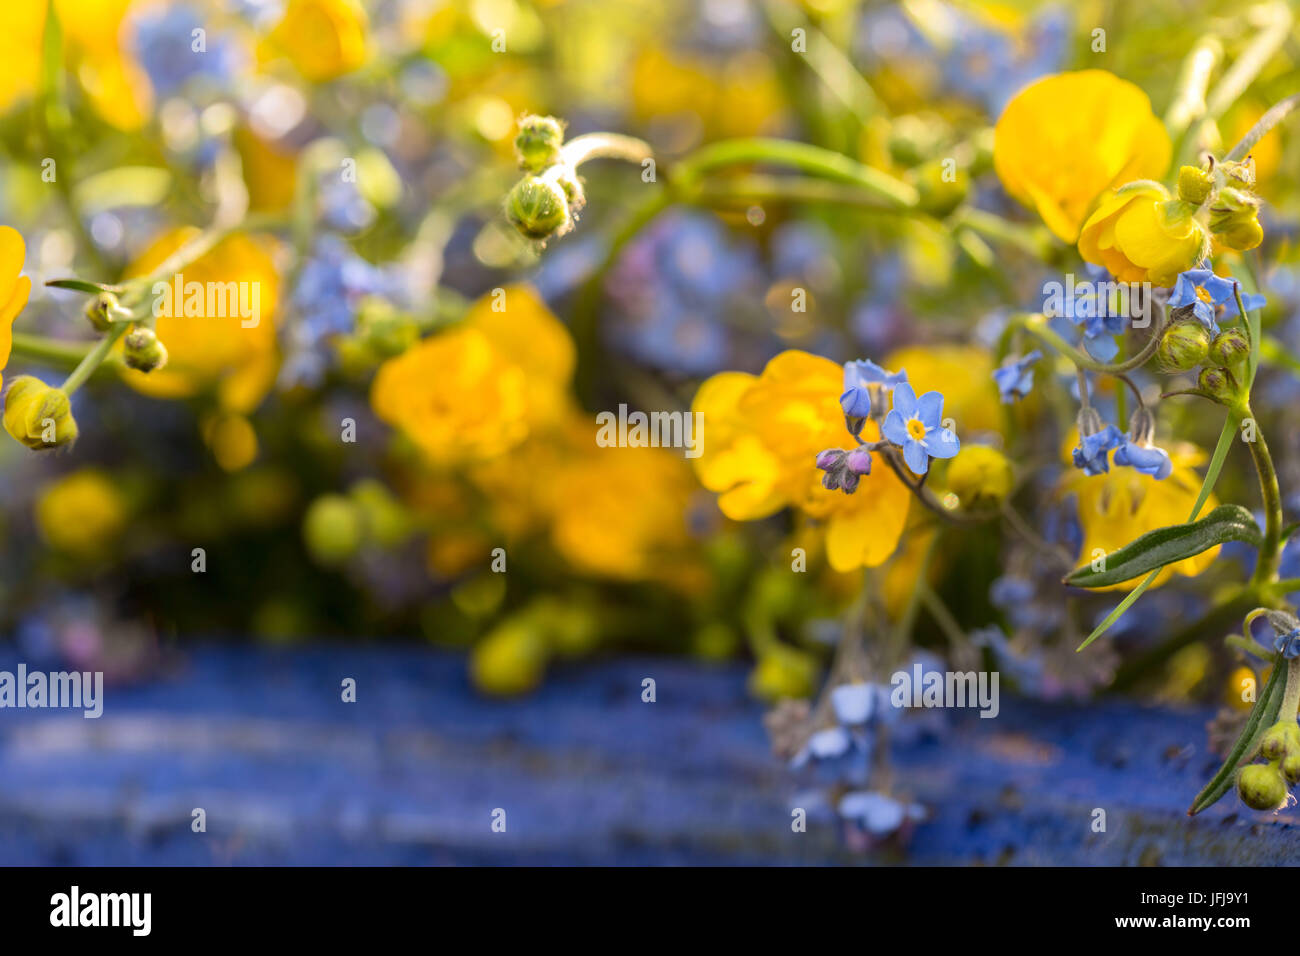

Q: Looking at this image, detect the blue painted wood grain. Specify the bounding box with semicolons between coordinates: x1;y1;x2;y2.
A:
1;645;1298;864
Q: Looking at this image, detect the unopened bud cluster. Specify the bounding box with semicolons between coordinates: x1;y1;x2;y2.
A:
504;114;585;244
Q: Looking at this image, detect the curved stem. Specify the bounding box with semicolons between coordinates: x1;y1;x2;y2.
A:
672;137;918;209
1226;90;1300;162
561;133;654;168
1019;312;1163;374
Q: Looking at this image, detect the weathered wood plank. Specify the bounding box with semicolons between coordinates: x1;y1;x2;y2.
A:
1;647;1298;864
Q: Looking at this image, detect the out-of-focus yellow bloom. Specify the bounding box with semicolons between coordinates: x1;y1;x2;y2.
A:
202;411;259;472
1078;181;1209;287
376;326;528;462
0;226;33;394
1227;664;1264;712
994;70;1170;243
35;468;127;557
262;0;368;83
692;351;911;572
0;0;151;130
748;643;819;702
884;345;1001;434
234;127;298;212
630;47;785;139
549;438;700;586
470;617;548;696
371;285;574;465
121;229;282;412
1059;437;1218;591
946;444;1014;509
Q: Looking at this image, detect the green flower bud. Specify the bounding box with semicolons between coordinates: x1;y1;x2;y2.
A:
470;618;548;696
1208;328;1249;370
356;298;418;358
1261;723;1290;761
1237;762;1288;811
1209;186;1264;252
1176;164;1214;205
513;114;565;172
349;478;412;549
123;326;169;372
505;174;573;242
85;292;131;332
1219;157;1256;189
1198;365;1240;405
913;159;969;217
3;376;78;450
1156;321;1210;372
302;493;363;566
1283;754;1300;786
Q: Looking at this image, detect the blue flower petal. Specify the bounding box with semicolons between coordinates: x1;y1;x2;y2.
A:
927;427;960;459
902;435;930;474
1114;441;1172;480
915;390;944;430
891;381;917;418
881;409;909;446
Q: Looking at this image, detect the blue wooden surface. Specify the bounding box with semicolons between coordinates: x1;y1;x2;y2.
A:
1;645;1299;865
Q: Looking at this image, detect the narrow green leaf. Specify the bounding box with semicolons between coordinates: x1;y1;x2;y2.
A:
1188;660;1285;815
1077;413;1237;651
45;278;113;294
1065;504;1261;589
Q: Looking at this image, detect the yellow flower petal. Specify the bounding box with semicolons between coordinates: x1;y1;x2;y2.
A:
995;70;1170;243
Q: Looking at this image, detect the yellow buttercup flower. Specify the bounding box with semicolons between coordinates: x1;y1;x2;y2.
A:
374;326;530;463
0;0;151;130
1077;181;1209;287
692;351;911;572
994;70;1170;243
262;0;368;83
0;225;33;394
946;445;1014;509
371;285;574;465
121;230;282;412
1059;437;1218;591
35;469;127;558
548;434;701;587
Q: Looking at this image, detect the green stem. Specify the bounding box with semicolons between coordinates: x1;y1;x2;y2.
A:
949;208;1053;260
1018;312;1163;374
1281;658;1300;723
561;133;654;168
1243;402;1283;586
672;137;918;209
1226;90;1300;163
59;323;127;395
919;585;966;647
8;332;96;369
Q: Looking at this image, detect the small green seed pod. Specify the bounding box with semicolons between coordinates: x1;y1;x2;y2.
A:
1238;763;1288;811
1197;365;1240;405
1260;723;1290;761
1156;321;1209;372
123;326;169;373
513;114;565;172
1282;755;1300;786
1208;328;1250;370
505;175;572;241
